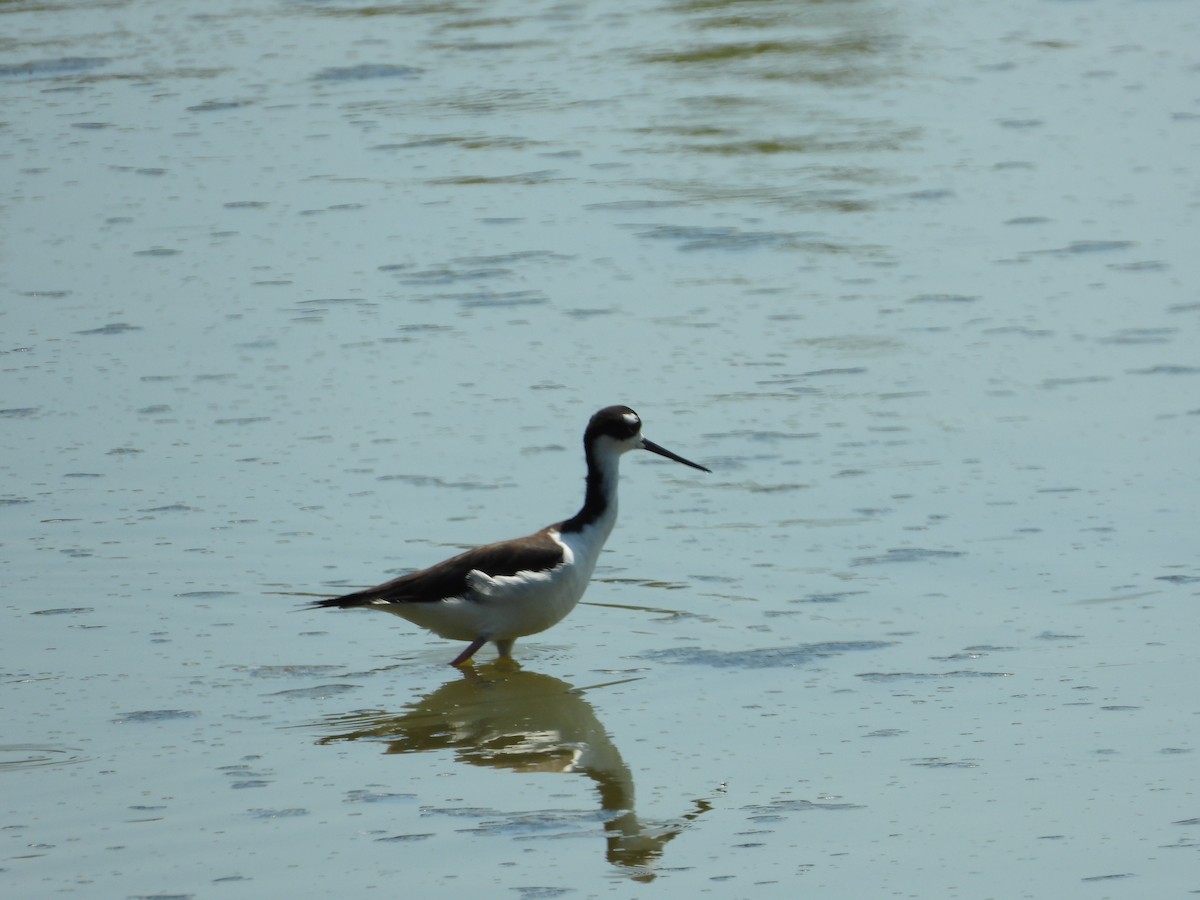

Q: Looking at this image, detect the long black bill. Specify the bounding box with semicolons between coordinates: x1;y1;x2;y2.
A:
641;438;711;473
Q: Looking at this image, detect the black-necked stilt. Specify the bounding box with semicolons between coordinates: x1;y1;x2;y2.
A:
310;406;710;666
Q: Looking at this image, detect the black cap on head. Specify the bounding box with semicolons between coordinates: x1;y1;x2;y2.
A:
586;405;642;442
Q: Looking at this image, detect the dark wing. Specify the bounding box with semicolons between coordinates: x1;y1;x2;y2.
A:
310;530;565;610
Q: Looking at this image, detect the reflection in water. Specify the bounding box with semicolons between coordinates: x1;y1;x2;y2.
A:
629;0;910;218
647;0;900;87
315;667;711;880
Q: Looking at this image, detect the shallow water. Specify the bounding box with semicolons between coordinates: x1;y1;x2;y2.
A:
3;0;1199;896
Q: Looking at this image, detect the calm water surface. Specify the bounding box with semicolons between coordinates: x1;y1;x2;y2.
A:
3;0;1199;896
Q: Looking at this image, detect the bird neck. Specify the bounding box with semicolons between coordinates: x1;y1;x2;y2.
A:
561;444;620;534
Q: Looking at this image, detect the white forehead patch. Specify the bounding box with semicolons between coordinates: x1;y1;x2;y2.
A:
623;412;640;429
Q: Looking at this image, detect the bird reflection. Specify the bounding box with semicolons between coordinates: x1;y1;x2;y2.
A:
315;666;711;879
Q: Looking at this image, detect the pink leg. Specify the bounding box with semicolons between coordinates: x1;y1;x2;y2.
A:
450;636;487;667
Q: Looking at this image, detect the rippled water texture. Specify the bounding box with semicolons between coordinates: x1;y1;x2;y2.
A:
3;0;1199;896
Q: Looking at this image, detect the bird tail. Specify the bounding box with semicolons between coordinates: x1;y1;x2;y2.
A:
308;587;380;610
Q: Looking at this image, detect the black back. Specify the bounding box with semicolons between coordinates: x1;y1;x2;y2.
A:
313;530;565;609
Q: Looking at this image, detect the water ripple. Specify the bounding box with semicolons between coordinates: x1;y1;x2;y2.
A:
641;641;895;668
